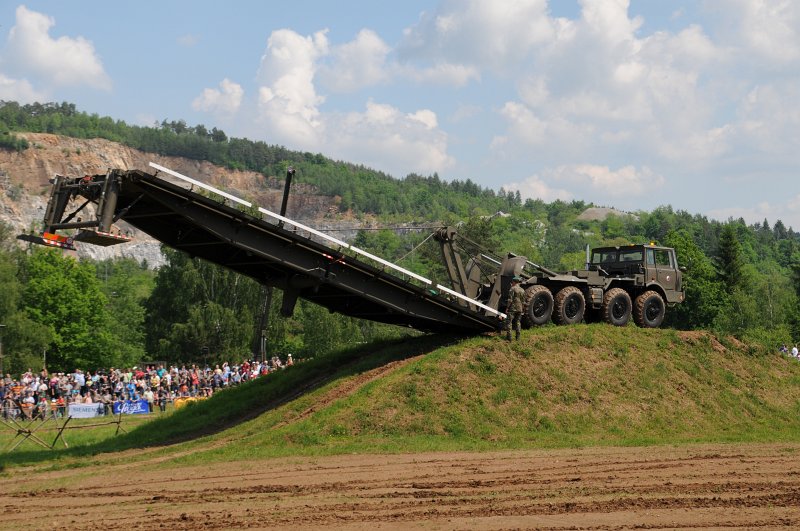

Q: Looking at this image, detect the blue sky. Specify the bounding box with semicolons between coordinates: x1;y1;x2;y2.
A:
1;1;799;229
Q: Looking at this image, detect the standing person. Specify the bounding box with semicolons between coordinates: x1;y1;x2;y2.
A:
157;386;168;413
143;387;155;413
504;276;525;341
792;345;799;358
73;369;86;397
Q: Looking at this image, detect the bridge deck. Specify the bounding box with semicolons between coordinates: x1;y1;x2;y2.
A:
63;167;502;334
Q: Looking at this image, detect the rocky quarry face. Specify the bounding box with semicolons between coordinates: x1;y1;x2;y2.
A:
0;133;365;268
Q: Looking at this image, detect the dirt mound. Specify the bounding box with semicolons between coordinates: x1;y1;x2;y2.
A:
678;330;728;352
577;206;638;221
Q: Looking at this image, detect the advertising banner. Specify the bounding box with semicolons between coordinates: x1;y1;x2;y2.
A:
68;402;105;418
112;399;150;415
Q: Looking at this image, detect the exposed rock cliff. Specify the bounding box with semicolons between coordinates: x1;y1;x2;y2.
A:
0;133;354;267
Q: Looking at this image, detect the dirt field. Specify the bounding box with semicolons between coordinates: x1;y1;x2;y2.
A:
1;443;799;529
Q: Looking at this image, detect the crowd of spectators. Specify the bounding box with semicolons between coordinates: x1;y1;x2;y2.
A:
0;354;295;420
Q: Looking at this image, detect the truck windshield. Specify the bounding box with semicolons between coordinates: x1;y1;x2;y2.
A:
591;251;617;264
619;250;643;262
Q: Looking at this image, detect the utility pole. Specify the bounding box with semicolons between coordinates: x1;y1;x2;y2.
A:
280;167;295;218
253;285;273;363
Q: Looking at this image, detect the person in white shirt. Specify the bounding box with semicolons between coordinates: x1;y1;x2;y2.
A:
792;346;798;358
144;388;155;412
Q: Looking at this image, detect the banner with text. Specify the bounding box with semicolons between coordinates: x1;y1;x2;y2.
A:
68;403;105;418
112;399;150;415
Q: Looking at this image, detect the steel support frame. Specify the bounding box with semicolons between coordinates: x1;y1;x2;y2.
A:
94;172;499;334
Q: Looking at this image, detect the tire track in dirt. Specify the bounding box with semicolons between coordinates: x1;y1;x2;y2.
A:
2;444;799;530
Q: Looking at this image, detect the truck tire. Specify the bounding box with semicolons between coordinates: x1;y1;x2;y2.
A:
523;285;554;327
602;287;632;326
553;286;585;325
634;290;665;328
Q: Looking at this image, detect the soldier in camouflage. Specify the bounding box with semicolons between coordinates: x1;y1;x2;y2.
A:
504;276;525;341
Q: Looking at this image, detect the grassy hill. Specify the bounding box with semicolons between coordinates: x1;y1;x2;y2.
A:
3;325;799;471
203;326;800;458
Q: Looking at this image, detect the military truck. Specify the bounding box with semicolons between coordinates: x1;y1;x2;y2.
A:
434;227;685;328
521;244;685;328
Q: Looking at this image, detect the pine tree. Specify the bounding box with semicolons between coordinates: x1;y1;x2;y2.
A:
716;223;746;292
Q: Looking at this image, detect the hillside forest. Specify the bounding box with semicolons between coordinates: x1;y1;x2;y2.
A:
1;101;800;374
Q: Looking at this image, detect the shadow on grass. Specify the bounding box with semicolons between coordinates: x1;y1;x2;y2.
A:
0;333;463;468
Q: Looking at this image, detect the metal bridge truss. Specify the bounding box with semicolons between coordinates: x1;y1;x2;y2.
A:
24;163;504;335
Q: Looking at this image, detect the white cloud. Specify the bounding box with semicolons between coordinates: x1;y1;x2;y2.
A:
475;0;736;173
318;29;390;92
730;83;800;156
408;109;438;129
317;27;479;92
579;0;643;43
707;0;800;66
192;79;244;115
518;76;550;108
0;74;46;103
494;101;548;146
326;100;454;175
250;29;453;176
416;2;727;167
503;175;572;203
398;0;557;71
556;164;664;197
504;163;664;209
256;29;328;147
404;63;480;86
4;5;111;90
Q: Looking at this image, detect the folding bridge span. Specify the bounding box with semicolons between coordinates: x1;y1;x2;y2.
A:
26;163;505;334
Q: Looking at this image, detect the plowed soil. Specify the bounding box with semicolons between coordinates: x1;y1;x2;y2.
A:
2;443;798;529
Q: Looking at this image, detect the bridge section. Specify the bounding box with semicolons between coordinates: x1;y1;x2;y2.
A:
26;164;504;335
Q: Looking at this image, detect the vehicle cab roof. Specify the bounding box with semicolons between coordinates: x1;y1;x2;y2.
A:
591;243;672;252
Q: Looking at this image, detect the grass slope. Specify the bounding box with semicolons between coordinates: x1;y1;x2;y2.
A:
3;326;800;469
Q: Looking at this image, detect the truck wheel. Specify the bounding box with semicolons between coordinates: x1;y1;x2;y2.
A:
602;288;631;326
553;286;585;325
523;285;553;327
634;290;665;328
